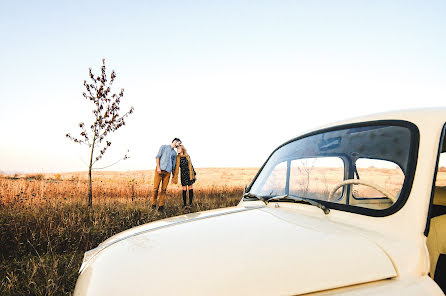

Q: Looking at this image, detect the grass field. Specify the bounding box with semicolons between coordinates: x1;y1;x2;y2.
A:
0;168;258;295
2;166;444;295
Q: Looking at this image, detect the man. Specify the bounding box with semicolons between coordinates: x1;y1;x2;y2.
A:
152;138;181;211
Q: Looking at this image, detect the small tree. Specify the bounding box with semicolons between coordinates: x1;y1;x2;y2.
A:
66;59;134;207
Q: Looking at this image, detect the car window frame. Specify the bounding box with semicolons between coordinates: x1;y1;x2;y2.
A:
247;120;420;217
425;123;446;236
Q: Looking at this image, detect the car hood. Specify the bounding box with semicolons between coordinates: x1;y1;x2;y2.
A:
75;206;397;296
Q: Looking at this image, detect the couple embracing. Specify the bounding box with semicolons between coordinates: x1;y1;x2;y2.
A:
151;138;197;212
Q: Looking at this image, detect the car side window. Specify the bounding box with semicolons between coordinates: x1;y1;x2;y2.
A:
436;153;446;187
430;151;446;218
427;128;446;291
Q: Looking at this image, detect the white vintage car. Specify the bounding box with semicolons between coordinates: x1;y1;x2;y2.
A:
74;109;446;295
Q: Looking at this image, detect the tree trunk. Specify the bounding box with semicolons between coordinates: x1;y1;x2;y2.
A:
88;165;93;207
88;135;96;207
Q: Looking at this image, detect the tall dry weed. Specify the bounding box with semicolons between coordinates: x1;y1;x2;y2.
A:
0;177;244;295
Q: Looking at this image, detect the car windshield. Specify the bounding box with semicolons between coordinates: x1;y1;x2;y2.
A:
249;122;418;215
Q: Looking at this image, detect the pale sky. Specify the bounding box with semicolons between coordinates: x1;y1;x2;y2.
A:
1;1;445;173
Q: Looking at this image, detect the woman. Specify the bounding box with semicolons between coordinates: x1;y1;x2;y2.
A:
172;145;197;207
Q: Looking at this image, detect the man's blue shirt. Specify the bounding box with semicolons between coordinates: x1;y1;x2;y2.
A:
156;145;177;173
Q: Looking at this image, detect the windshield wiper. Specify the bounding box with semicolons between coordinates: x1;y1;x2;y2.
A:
243;192;267;204
267;194;330;215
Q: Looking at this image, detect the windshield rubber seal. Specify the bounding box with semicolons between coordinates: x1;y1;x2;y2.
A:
246;119;420;218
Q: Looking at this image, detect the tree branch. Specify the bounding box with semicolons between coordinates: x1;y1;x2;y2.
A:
93;153;130;170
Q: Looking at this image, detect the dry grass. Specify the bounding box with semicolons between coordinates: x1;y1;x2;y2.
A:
0;168;257;295
2;165;429;295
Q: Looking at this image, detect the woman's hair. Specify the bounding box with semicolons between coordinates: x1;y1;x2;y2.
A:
178;145;187;155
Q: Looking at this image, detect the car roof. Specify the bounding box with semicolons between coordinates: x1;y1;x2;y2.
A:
299;107;446;137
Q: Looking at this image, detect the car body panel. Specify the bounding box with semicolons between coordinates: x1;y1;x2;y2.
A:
75;206;397;296
78;206;262;273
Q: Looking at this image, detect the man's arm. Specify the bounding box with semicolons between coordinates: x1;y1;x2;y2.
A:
171;152;177;175
155;146;164;173
156;158;161;173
